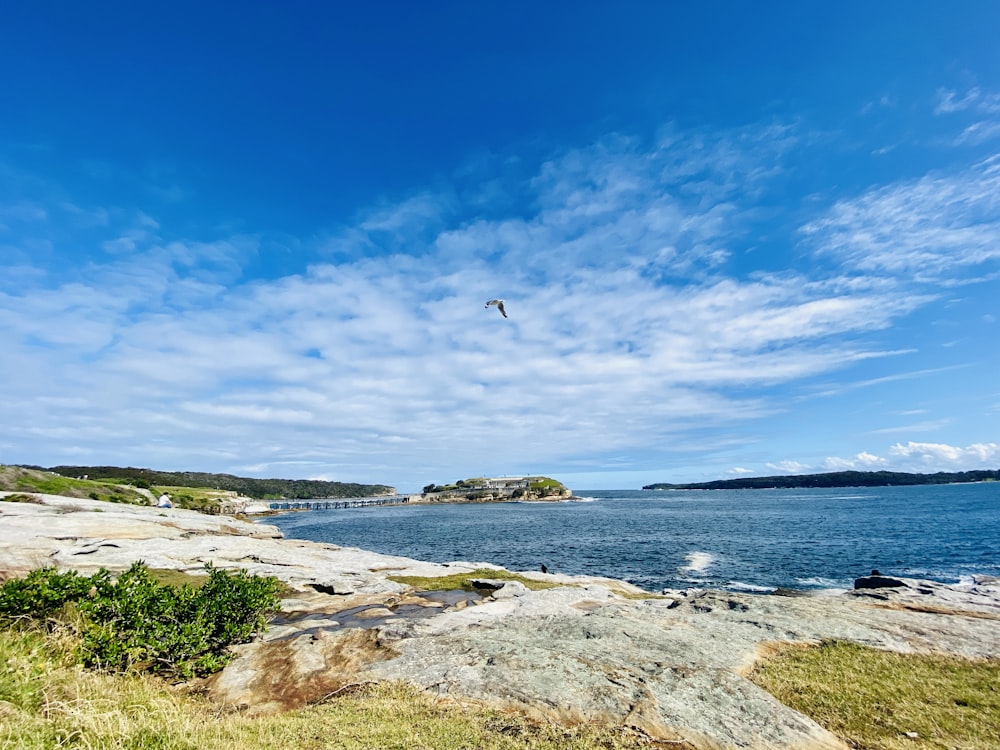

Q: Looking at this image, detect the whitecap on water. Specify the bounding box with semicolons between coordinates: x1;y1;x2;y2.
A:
680;551;714;573
726;581;774;593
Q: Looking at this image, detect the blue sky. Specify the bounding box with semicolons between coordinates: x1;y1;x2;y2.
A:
2;3;999;491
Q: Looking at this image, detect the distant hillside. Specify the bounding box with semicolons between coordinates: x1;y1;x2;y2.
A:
37;465;394;500
643;469;1000;491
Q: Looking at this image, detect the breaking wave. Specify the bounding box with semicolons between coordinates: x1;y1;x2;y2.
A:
680;551;714;573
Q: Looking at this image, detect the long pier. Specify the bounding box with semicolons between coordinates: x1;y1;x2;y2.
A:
266;495;413;511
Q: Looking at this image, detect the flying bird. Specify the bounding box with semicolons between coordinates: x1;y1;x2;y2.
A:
485;299;508;318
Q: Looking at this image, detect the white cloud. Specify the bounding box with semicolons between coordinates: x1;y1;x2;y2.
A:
793;442;1000;476
933;87;1000;147
765;460;810;474
888;441;1000;468
1;114;996;488
822;451;888;470
955;120;1000;146
802;155;1000;280
935;87;1000;115
867;420;953;436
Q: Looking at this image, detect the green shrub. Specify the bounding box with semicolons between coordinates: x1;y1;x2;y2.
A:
0;562;282;680
0;567;106;620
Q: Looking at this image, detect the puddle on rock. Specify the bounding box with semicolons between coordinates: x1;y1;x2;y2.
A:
417;589;483;607
268;589;483;641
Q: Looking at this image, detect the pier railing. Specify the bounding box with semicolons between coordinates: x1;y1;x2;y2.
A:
266;495;412;511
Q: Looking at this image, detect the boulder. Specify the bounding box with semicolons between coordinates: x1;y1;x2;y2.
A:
854;574;908;590
491;580;529;599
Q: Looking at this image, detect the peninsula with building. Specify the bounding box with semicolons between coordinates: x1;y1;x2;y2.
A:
418;475;572;502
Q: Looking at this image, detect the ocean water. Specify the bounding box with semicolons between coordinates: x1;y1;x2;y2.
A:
264;483;1000;593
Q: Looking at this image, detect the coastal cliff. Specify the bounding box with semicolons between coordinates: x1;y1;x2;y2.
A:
2;490;998;750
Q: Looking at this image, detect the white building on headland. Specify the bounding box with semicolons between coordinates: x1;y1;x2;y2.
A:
484;477;530;490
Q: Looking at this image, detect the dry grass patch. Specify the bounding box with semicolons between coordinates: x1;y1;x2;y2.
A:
748;639;1000;750
0;628;657;750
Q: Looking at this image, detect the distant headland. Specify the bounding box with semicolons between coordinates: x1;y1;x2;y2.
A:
419;475;571;502
12;464;394;501
643;469;1000;491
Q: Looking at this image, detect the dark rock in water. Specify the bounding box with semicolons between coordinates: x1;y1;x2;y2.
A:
854;574;908;590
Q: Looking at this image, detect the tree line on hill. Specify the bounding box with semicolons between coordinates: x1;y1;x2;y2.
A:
643;469;1000;491
35;465;394;500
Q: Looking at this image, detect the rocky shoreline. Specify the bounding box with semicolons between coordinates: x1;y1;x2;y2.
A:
2;491;998;750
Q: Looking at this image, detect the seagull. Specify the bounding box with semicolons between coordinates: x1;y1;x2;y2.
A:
485;299;508;318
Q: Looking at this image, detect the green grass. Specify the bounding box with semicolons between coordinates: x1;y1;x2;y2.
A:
0;465;242;513
146;568;211;589
148;484;239;513
388;568;660;599
527;477;565;492
0;628;655;750
0;466;148;505
748;640;1000;750
155;484;232;499
388;568;561;593
0;493;43;504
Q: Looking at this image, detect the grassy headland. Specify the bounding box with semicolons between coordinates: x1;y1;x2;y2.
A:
25;464;395;500
0;465;150;505
0;465;235;512
2;464;396;514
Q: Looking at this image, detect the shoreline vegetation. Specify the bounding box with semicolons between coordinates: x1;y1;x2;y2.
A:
20;464;395;500
643;468;1000;491
1;464;397;515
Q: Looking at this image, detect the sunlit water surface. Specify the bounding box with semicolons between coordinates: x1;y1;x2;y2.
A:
265;484;1000;593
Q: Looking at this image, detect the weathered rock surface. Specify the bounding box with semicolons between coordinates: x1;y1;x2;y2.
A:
0;492;510;595
3;492;999;750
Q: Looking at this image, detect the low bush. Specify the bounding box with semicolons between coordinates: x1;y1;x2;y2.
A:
0;562;282;680
0;567;104;619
